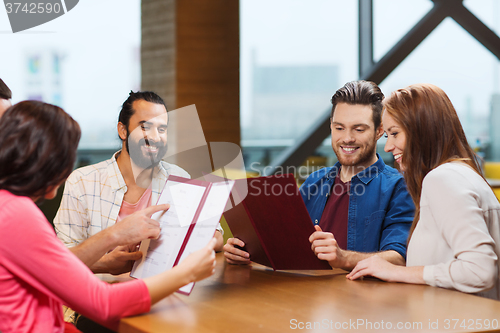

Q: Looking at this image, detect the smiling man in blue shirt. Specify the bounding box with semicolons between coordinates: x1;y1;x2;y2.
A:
305;80;414;270
224;80;414;270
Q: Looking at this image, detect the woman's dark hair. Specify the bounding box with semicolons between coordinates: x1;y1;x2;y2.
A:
0;78;12;100
0;101;81;198
331;80;384;129
384;83;482;239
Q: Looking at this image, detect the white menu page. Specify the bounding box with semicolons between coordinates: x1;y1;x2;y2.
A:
131;178;234;295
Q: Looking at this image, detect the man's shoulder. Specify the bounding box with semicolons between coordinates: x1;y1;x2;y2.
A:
358;155;403;182
356;160;405;191
67;158;114;183
303;166;338;184
368;162;408;193
159;161;191;179
378;163;404;179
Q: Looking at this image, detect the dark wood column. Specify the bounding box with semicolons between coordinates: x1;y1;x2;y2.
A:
141;0;240;145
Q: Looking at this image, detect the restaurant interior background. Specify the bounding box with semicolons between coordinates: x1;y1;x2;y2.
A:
1;0;500;231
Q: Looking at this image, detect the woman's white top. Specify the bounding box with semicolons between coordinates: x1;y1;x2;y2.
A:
407;162;500;300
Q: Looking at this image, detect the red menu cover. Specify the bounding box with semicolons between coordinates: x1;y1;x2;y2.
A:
223;174;331;270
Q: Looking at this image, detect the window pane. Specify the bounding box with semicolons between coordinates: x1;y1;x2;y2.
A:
378;15;499;161
241;0;500;172
0;0;141;151
240;0;357;170
373;0;432;62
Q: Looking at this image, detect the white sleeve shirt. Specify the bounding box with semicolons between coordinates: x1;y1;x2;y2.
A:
407;162;500;300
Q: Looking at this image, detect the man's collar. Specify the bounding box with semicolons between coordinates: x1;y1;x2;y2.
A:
109;151;127;192
157;160;168;178
328;153;385;184
109;150;166;191
356;153;385;184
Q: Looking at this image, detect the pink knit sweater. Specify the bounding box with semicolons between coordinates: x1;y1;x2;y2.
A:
0;190;151;333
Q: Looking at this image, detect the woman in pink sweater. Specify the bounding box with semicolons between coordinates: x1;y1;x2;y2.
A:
0;101;217;332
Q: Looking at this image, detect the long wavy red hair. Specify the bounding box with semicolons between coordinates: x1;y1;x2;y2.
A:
383;83;483;239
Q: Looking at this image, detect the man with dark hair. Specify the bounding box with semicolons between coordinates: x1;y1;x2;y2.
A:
224;81;414;270
0;86;165;266
0;78;12;117
55;91;224;275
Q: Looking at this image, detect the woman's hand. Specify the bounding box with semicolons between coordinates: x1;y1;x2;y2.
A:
346;255;401;282
179;238;217;283
347;255;425;285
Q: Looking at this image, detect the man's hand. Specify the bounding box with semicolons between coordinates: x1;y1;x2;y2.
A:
223;238;251;265
109;204;169;246
309;226;406;271
98;245;143;275
73;204;168;273
214;230;224;252
309;225;347;268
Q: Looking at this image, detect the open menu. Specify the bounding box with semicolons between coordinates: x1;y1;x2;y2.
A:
131;175;234;295
223;174;331;270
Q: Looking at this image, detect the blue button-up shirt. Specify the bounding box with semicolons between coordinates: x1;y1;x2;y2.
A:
300;154;414;259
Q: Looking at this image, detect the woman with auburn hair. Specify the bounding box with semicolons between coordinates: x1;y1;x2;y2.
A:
0;101;217;333
347;83;500;300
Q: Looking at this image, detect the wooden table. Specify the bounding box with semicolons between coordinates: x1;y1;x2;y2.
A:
119;253;500;333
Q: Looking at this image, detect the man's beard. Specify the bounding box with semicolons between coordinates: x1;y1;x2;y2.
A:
332;138;377;168
125;131;168;170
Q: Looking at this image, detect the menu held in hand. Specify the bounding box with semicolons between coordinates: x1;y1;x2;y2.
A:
131;175;234;295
